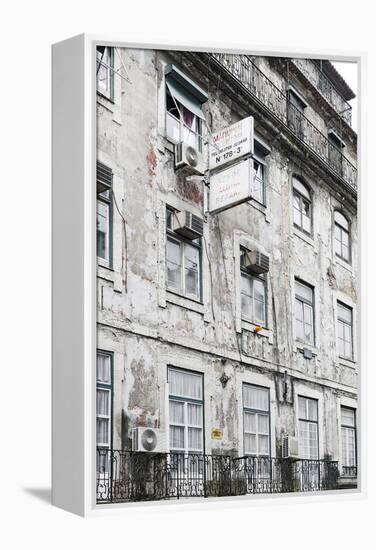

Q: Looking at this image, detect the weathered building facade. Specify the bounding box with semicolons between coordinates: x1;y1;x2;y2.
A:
96;46;358;502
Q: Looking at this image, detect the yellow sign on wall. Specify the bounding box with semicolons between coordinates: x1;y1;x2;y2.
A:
211;428;223;440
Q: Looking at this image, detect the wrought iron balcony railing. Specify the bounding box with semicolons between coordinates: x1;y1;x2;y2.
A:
290;58;352;125
96;449;341;504
209;53;357;193
342;465;357;478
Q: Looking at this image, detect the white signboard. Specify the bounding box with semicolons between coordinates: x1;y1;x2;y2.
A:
209;116;254;170
209;158;254;214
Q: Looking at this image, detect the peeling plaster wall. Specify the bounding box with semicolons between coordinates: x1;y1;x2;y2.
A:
96;49;358;461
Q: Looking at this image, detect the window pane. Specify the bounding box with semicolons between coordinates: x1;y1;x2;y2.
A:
97;354;111;383
258;435;269;455
97;389;110;416
184;244;200;298
188;427;203;450
307;398;318;421
97;418;109;446
341;243;350;261
334;211;349;230
295;281;312;303
166;238;182;290
170;426;184;449
188;403;203;426
293;206;301;227
244;412;256;433
334;235;342;256
97;201;109;260
342;407;355;427
169;369;203;400
258;414;269;434
295;319;304;340
166;112;181;142
169;400;184;424
244;433;257;454
244;385;269;411
302;213;311;233
295;299;304;321
338;303;352;324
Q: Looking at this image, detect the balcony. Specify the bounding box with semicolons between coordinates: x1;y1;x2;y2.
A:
96;449;342;504
290;58;352;126
209;53;357;194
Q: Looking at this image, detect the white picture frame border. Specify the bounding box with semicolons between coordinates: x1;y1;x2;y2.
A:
52;34;366;517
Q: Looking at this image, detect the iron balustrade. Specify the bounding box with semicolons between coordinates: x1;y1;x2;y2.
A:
342;465;357;478
96;449;341;504
290;59;352;125
209;53;357;192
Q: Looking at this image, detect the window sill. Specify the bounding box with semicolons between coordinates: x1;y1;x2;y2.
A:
293;229;315;248
248;199;267;218
97;262;114;282
97;91;115;113
166;290;205;315
294;342;318;356
337;357;357;369
241;319;273;341
334;256;353;274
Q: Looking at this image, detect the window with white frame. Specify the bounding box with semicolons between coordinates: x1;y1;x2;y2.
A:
341;407;357;475
165;65;207;152
243;384;270;456
96;351;112;475
293;178;312;234
298;396;318;459
96;46;114;100
96;163;113;266
334;211;350;263
337;302;353;359
295;279;314;345
168;368;204;454
166;208;201;301
251;139;270;205
241;270;266;327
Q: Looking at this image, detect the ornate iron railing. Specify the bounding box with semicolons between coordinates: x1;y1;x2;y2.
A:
209;53;357;192
96;449;340;504
291;58;352;125
342;465;357;477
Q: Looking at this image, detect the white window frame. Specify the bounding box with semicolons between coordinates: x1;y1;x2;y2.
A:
294;279;315;346
242;383;270;457
96;46;114;100
337;301;353;360
298;395;319;460
166;209;202;302
334;210;351;263
168;367;204;455
240;269;266;326
340;406;357;475
292;178;312;235
96;197;110;265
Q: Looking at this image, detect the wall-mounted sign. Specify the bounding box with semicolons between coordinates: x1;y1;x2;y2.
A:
211;428;223;440
208;158;254;214
209;116;254;171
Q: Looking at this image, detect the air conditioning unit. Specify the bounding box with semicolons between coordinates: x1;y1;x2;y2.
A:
242;250;270;274
173;210;204;240
282;434;299;459
175;142;206;176
132;427;168;453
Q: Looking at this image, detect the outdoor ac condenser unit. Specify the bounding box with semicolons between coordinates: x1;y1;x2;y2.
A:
173;210;204;240
132;427;168;453
282;434;299;459
242;250;270;274
175;141;206;176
